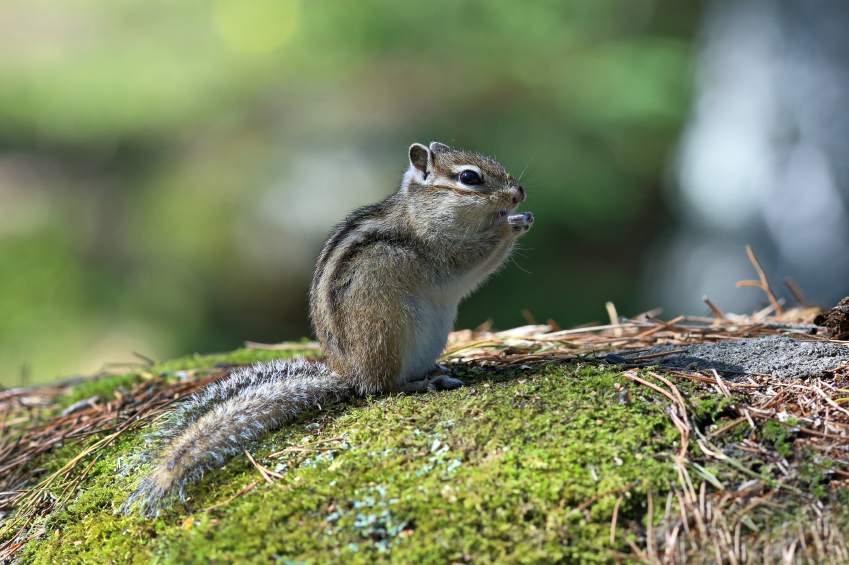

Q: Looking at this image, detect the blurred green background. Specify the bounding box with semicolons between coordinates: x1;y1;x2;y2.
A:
0;0;701;386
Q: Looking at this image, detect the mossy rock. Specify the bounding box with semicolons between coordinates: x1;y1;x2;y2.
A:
6;347;849;564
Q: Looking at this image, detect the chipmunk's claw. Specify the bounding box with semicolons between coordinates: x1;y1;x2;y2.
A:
508;212;534;232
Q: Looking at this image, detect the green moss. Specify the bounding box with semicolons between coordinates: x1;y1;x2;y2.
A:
18;362;682;565
55;373;149;411
153;346;320;374
20;355;848;564
691;394;734;422
760;421;795;459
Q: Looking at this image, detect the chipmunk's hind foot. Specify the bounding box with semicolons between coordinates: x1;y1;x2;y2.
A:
427;374;464;390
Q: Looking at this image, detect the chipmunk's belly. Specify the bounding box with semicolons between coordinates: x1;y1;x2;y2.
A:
398;272;487;384
396;239;517;384
398;288;465;384
398;298;455;383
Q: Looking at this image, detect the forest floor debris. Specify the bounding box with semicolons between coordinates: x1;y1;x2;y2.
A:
2;247;849;563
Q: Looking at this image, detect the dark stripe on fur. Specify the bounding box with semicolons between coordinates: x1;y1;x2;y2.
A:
324;228;422;333
310;203;387;296
428;184;488;197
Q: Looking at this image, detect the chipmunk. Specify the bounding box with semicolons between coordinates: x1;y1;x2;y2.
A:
125;142;533;515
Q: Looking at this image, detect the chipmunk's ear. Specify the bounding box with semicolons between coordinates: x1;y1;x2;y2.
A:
408;143;431;179
429;142;450;154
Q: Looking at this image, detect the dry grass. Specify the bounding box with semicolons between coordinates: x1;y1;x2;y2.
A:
0;366;234;561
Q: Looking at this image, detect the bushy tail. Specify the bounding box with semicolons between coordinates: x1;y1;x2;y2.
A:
124;357;350;516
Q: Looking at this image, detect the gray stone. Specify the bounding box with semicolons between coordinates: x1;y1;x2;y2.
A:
623;336;849;381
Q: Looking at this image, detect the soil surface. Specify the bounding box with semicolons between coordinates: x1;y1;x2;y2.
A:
624;335;849;381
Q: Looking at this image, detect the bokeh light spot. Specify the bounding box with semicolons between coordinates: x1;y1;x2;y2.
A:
213;0;300;53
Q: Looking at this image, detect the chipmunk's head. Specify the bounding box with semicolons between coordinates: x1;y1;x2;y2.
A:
402;142;526;235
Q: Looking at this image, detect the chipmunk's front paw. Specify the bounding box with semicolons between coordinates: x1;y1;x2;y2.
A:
427;375;465;390
508;212;533;232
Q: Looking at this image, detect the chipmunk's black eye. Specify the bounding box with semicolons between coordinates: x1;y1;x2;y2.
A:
459;170;482;185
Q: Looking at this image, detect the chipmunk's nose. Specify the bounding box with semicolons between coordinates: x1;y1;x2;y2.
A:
512;185;526;204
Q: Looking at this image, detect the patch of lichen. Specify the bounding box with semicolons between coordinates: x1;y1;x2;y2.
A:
18;362;683;565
